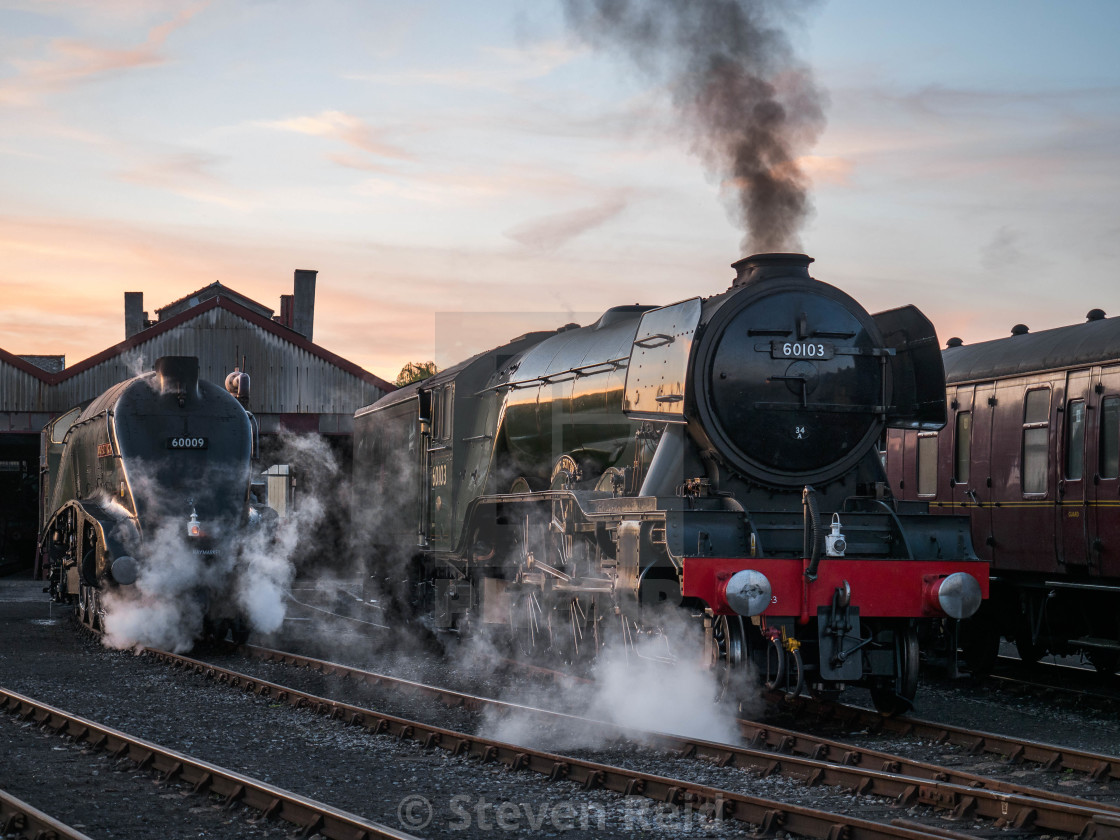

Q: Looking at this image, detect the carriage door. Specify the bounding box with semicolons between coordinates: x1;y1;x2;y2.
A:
968;383;997;564
1091;366;1120;578
1057;370;1090;568
948;387;974;515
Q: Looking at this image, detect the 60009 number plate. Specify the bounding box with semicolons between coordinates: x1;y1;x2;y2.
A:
770;341;834;361
167;437;208;450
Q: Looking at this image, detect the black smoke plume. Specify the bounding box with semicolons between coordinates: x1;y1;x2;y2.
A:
562;0;826;254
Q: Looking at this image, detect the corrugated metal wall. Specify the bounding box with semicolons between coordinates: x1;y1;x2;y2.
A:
0;364;52;413
0;307;385;420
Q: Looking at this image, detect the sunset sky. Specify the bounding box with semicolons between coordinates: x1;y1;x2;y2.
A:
2;1;1118;381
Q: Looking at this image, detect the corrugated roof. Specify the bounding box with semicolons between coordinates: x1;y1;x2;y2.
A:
944;314;1120;384
0;296;393;393
155;281;274;320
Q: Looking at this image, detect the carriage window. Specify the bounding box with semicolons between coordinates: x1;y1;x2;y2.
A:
1022;388;1050;494
1024;388;1050;423
1065;400;1085;481
954;412;971;484
1101;397;1120;479
917;433;938;496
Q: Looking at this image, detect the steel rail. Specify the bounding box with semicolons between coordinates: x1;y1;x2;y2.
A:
0;788;95;840
776;694;1120;782
241;645;1120;822
982;657;1120;714
152;647;1120;838
987;673;1118;715
0;688;419;840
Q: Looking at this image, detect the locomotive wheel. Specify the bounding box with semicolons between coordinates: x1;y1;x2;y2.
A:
509;588;550;656
81;548;97;591
870;625;919;717
550;455;582;490
1013;619;1045;663
509;475;547;494
959;605;1001;676
709;615;746;700
594;468;625;494
206;618;251;646
77;584;90;628
553;595;599;665
230;620;251;646
90;589;105;632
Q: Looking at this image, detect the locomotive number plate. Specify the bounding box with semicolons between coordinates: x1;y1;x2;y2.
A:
770;341;834;361
167;436;209;450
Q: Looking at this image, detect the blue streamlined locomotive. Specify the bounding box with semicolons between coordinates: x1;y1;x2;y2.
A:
40;356;267;643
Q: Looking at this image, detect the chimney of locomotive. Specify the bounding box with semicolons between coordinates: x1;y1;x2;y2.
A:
154;356;200;398
731;253;814;287
292;269;317;342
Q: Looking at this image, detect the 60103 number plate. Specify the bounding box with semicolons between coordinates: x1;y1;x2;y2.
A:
770;341;834;361
167;437;208;450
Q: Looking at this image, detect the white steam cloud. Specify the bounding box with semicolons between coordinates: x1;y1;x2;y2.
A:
101;431;339;653
477;608;753;752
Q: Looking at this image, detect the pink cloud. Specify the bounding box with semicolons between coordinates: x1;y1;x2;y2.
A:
259;111;412;161
116;150;253;209
0;211;723;381
505;193;631;251
0;2;208;106
346;39;582;93
799;155;855;186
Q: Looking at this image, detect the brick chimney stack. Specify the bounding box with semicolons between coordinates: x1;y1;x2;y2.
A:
292;269;317;342
124;292;147;339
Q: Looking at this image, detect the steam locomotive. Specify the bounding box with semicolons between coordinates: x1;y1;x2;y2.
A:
39;356;266;644
354;254;988;713
887;310;1120;674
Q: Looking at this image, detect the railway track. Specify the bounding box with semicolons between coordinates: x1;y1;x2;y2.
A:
63;587;1120;836
0;788;94;840
0;687;419;840
978;657;1120;715
985;673;1120;717
772;693;1120;782
240;643;1120;793
144;644;1120;839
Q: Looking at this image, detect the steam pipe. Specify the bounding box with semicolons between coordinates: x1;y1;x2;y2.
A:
790;646;805;696
765;635;786;690
803;485;822;581
638;424;685;497
700;450;721;493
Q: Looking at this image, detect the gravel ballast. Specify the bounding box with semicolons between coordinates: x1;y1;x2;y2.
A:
1;578;757;839
6;575;1120;839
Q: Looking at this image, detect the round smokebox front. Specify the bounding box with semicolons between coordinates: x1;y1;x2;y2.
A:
696;282;885;487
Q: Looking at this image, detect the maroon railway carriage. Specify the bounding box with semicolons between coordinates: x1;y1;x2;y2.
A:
887;310;1120;672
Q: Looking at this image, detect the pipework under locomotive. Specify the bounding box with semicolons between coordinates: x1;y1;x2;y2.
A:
354;254;988;713
39;356;267;644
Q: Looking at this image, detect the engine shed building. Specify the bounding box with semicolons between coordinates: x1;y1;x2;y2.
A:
0;270;392;574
